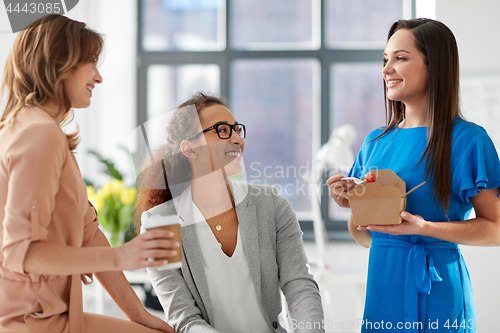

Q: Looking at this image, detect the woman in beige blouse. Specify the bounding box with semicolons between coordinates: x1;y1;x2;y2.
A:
0;15;177;333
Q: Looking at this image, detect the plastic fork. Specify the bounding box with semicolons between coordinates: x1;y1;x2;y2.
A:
341;177;367;185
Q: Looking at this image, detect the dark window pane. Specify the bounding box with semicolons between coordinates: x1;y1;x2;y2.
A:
326;0;402;49
328;62;386;221
330;63;386;164
147;64;220;147
231;0;319;50
142;0;224;51
231;59;320;214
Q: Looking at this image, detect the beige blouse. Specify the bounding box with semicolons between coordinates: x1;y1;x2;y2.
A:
0;107;99;332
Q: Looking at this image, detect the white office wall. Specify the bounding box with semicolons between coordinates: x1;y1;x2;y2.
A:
0;34;17;106
0;0;137;186
67;0;138;186
437;1;500;332
436;0;500;148
437;0;500;76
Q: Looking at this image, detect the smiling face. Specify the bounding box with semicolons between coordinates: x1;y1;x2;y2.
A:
382;29;428;107
63;60;102;109
184;103;245;178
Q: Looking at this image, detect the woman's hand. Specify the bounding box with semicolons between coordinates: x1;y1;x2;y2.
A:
356;211;429;236
128;309;176;333
326;173;355;208
114;229;180;271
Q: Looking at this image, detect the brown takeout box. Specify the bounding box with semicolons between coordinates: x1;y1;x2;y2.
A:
347;169;424;226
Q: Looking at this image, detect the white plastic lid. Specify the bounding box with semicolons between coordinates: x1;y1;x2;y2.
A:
142;214;180;230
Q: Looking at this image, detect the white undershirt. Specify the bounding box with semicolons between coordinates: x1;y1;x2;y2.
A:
193;203;274;333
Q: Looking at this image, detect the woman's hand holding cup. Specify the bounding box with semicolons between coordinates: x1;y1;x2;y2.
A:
115;225;181;271
140;214;183;271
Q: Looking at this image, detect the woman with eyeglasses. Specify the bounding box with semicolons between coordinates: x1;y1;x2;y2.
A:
135;92;324;333
327;18;500;332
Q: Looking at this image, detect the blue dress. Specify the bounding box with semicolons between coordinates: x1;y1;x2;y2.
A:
349;118;500;333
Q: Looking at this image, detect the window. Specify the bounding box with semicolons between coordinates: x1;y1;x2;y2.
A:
137;0;413;237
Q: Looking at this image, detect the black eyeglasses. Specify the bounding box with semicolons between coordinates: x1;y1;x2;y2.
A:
187;122;246;140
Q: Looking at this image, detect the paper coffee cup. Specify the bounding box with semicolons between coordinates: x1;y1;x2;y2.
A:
141;214;182;271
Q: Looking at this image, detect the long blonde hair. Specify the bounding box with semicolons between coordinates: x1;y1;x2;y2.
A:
0;14;103;150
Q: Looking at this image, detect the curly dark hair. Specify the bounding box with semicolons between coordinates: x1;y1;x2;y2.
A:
134;92;229;231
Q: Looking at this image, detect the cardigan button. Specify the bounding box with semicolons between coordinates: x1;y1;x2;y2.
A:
272;321;278;329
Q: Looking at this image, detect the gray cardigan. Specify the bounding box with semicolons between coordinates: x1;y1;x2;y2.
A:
146;182;324;333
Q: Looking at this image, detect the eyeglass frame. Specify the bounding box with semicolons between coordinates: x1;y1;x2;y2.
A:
186;122;246;141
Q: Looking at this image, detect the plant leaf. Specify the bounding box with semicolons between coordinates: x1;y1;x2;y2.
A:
83;177;94;186
88;150;123;181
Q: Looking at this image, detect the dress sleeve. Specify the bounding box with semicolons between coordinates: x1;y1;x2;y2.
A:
349;136;369;179
452;128;500;202
82;201;100;247
80;202;100;285
2;122;68;274
348;128;387;179
349;152;365;179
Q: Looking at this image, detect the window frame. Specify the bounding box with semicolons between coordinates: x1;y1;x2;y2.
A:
136;0;417;239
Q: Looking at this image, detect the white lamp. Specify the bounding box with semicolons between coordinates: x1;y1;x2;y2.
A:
305;124;357;278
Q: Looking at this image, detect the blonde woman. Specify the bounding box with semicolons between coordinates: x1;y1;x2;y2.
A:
0;15;177;333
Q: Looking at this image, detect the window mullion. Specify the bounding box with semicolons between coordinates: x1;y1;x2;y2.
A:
222;0;230;102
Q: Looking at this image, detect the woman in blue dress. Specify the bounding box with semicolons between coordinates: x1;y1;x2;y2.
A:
327;18;500;333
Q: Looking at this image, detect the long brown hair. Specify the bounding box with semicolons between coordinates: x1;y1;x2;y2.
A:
134;92;229;231
0;14;103;150
378;18;462;211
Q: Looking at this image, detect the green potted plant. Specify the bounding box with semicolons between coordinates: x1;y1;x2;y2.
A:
85;150;137;247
